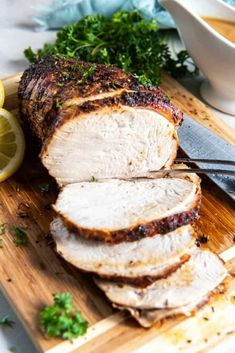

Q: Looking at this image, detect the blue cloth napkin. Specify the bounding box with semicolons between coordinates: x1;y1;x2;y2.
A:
35;0;235;31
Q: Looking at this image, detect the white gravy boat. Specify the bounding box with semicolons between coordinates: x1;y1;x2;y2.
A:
159;0;235;115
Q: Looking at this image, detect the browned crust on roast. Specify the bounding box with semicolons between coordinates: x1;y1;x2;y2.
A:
94;254;190;287
18;56;183;144
56;248;190;287
40;93;180;160
18;56;140;106
53;186;201;243
92;254;190;288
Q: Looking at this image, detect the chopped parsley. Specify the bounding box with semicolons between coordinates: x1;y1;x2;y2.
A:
82;64;97;79
55;99;62;109
12;226;28;246
63;72;71;79
0;223;6;235
0;315;15;328
71;64;81;71
39;292;88;339
76;79;83;85
24;11;197;86
90;176;98;182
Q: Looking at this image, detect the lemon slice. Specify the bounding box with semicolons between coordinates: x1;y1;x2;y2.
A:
0;80;5;108
0;108;25;182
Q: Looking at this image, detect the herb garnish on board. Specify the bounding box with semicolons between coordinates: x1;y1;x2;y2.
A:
12;226;28;246
24;11;197;86
39;292;88;339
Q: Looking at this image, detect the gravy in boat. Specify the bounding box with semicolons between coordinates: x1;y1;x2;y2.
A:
202;17;235;43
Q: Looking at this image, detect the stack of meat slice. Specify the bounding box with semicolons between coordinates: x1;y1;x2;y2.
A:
19;56;228;327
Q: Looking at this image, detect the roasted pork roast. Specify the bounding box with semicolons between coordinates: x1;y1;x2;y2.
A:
18;56;182;185
18;56;227;329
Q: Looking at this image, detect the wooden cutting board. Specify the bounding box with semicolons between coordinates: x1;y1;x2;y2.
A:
0;73;235;353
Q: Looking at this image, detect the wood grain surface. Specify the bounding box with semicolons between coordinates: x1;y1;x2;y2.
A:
0;73;234;353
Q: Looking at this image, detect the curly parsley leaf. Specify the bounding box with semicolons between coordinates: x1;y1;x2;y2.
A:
24;11;197;86
39;292;88;339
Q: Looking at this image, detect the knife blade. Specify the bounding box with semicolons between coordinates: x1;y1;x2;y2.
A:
178;115;235;201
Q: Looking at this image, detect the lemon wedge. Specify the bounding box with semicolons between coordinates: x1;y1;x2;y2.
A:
0;80;5;108
0;108;25;182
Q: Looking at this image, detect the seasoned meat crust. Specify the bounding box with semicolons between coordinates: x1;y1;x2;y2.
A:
40;93;180;160
51;218;194;286
59;191;201;243
18;56;183;142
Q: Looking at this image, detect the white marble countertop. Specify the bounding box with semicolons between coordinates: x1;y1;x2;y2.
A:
0;1;235;352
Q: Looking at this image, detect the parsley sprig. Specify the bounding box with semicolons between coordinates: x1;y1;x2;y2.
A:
24;11;197;86
39;292;88;339
12;226;28;246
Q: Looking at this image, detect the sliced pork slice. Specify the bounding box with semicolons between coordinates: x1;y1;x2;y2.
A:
53;176;201;243
18;56;183;185
115;281;227;327
95;249;227;309
51;218;195;285
116;294;211;328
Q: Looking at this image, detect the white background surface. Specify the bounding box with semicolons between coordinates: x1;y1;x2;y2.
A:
0;1;235;352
